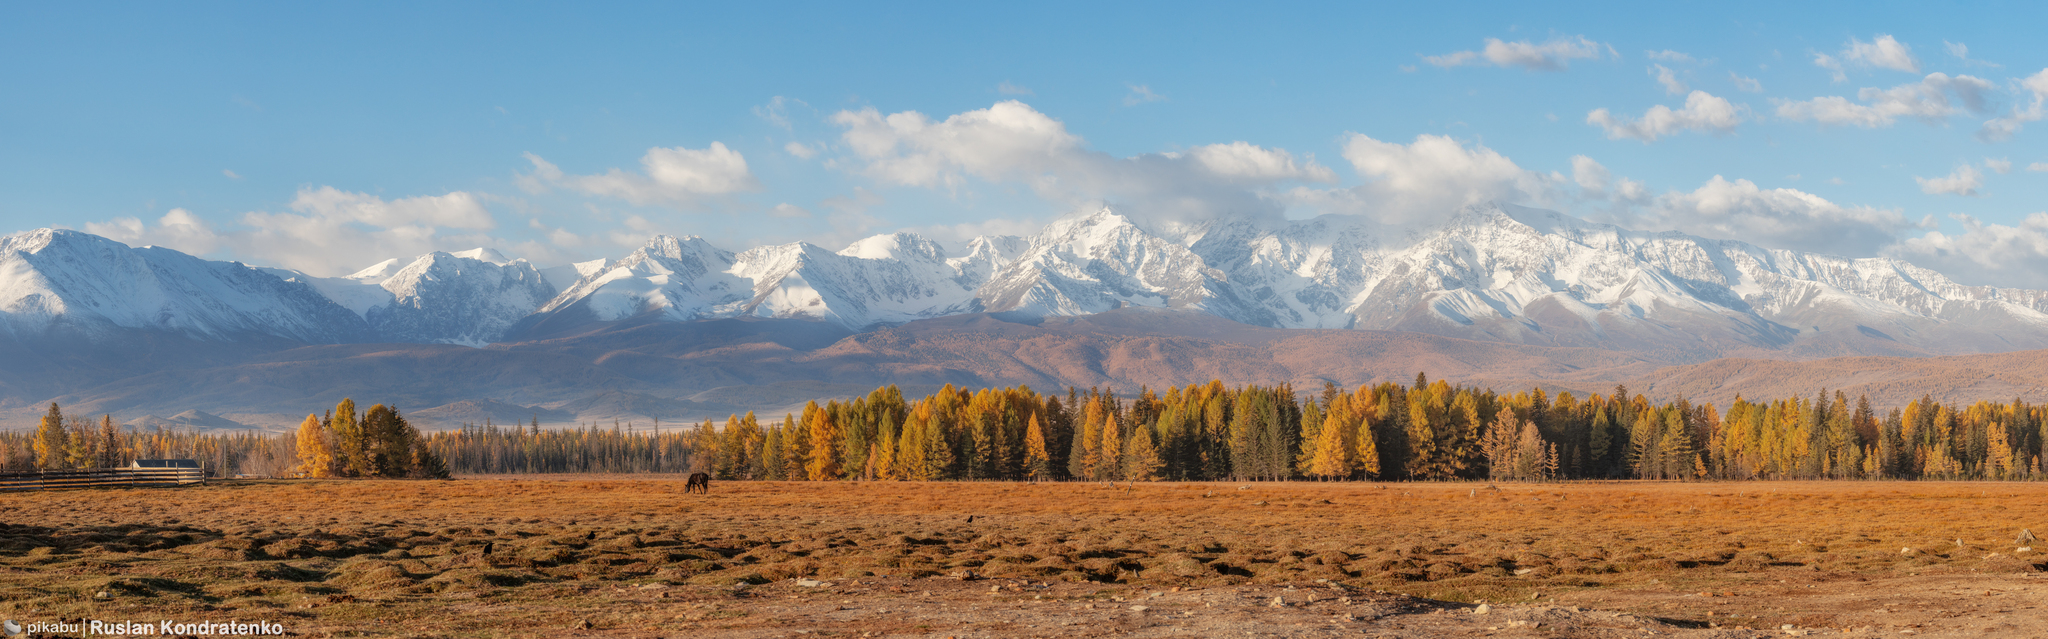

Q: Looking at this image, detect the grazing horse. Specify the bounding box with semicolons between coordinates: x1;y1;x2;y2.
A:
685;472;711;494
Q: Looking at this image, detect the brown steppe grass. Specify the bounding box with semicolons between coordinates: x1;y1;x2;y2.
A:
4;478;2047;636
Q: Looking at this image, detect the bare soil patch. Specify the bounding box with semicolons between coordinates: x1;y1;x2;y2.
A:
4;478;2047;637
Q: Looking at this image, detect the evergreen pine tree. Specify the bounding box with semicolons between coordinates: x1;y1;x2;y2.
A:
295;413;336;477
97;415;121;467
782;413;808;479
1098;412;1123;481
805;404;842;481
34;402;65;469
332;399;366;477
64;418;94;469
1355;415;1382;479
1305;410;1354;480
1122;423;1164;481
1023;414;1051;481
873;415;898;481
1295;399;1325;473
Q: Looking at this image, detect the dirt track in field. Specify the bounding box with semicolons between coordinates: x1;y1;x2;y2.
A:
4;477;2048;637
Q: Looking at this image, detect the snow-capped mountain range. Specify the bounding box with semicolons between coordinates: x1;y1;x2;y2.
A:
8;204;2048;358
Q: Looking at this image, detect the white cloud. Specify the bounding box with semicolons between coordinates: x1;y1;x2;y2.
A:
1183;142;1338;183
1775;72;1996;128
1424;36;1605;71
784;141;819;159
85;188;508;276
1730;72;1763;93
1889;213;2048;288
828;101;1332;227
1915;164;1984;196
222;169;242;180
1986;158;2013;174
1304;133;1563;224
1594;175;1914;256
1123;84;1166;106
1843;34;1920;74
1646;50;1695;63
1650;64;1687;95
997;81;1033;96
1569;155;1647;201
520;143;760;207
1813;34;1920;82
1571;155;1610;191
769;203;811;218
1981;68;2048;141
86;208;226;255
2030;162;2048;172
1586;90;1745;142
1814;53;1844;82
1942;40;1997;67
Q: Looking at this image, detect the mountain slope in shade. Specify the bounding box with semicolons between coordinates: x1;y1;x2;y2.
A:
0;229;367;343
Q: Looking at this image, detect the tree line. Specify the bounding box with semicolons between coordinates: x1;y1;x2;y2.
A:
10;376;2048;482
0;403;294;476
682;377;2048;482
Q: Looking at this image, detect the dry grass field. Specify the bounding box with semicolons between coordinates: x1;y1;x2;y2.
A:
6;478;2048;637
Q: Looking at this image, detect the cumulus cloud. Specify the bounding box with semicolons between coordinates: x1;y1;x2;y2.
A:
85;188;508;276
1569;156;1647;202
1730;72;1763;93
1986;158;2013;174
1592;175;1914;256
86;208;226;255
827;100;1333;226
1651;64;1688;95
1775;72;1996;128
1915;164;1984;196
1889;213;2048;288
2031;162;2048;172
222;169;242;180
784;141;819;159
1424;36;1606;71
1286;133;1565;225
1586;91;1745;142
769;203;811;218
1981;68;2048;141
1182;142;1338;183
1815;34;1920;81
519;143;760;207
1814;53;1845;82
1843;34;1919;73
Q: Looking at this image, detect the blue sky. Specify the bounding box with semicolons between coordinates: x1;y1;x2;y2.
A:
4;2;2047;286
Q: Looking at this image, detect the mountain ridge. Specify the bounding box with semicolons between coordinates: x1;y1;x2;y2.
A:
8;205;2048;427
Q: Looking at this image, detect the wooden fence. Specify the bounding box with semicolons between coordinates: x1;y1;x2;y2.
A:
0;467;206;492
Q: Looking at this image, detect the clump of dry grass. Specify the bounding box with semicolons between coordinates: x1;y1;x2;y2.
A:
4;477;2048;634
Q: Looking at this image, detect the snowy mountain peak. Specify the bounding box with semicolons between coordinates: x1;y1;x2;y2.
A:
448;247;512;265
14;202;2048;359
839;232;947;262
346;258;406;282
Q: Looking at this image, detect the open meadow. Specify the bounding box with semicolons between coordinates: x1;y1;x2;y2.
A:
6;478;2048;637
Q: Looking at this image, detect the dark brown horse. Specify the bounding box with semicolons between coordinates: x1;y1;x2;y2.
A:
685;472;710;494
